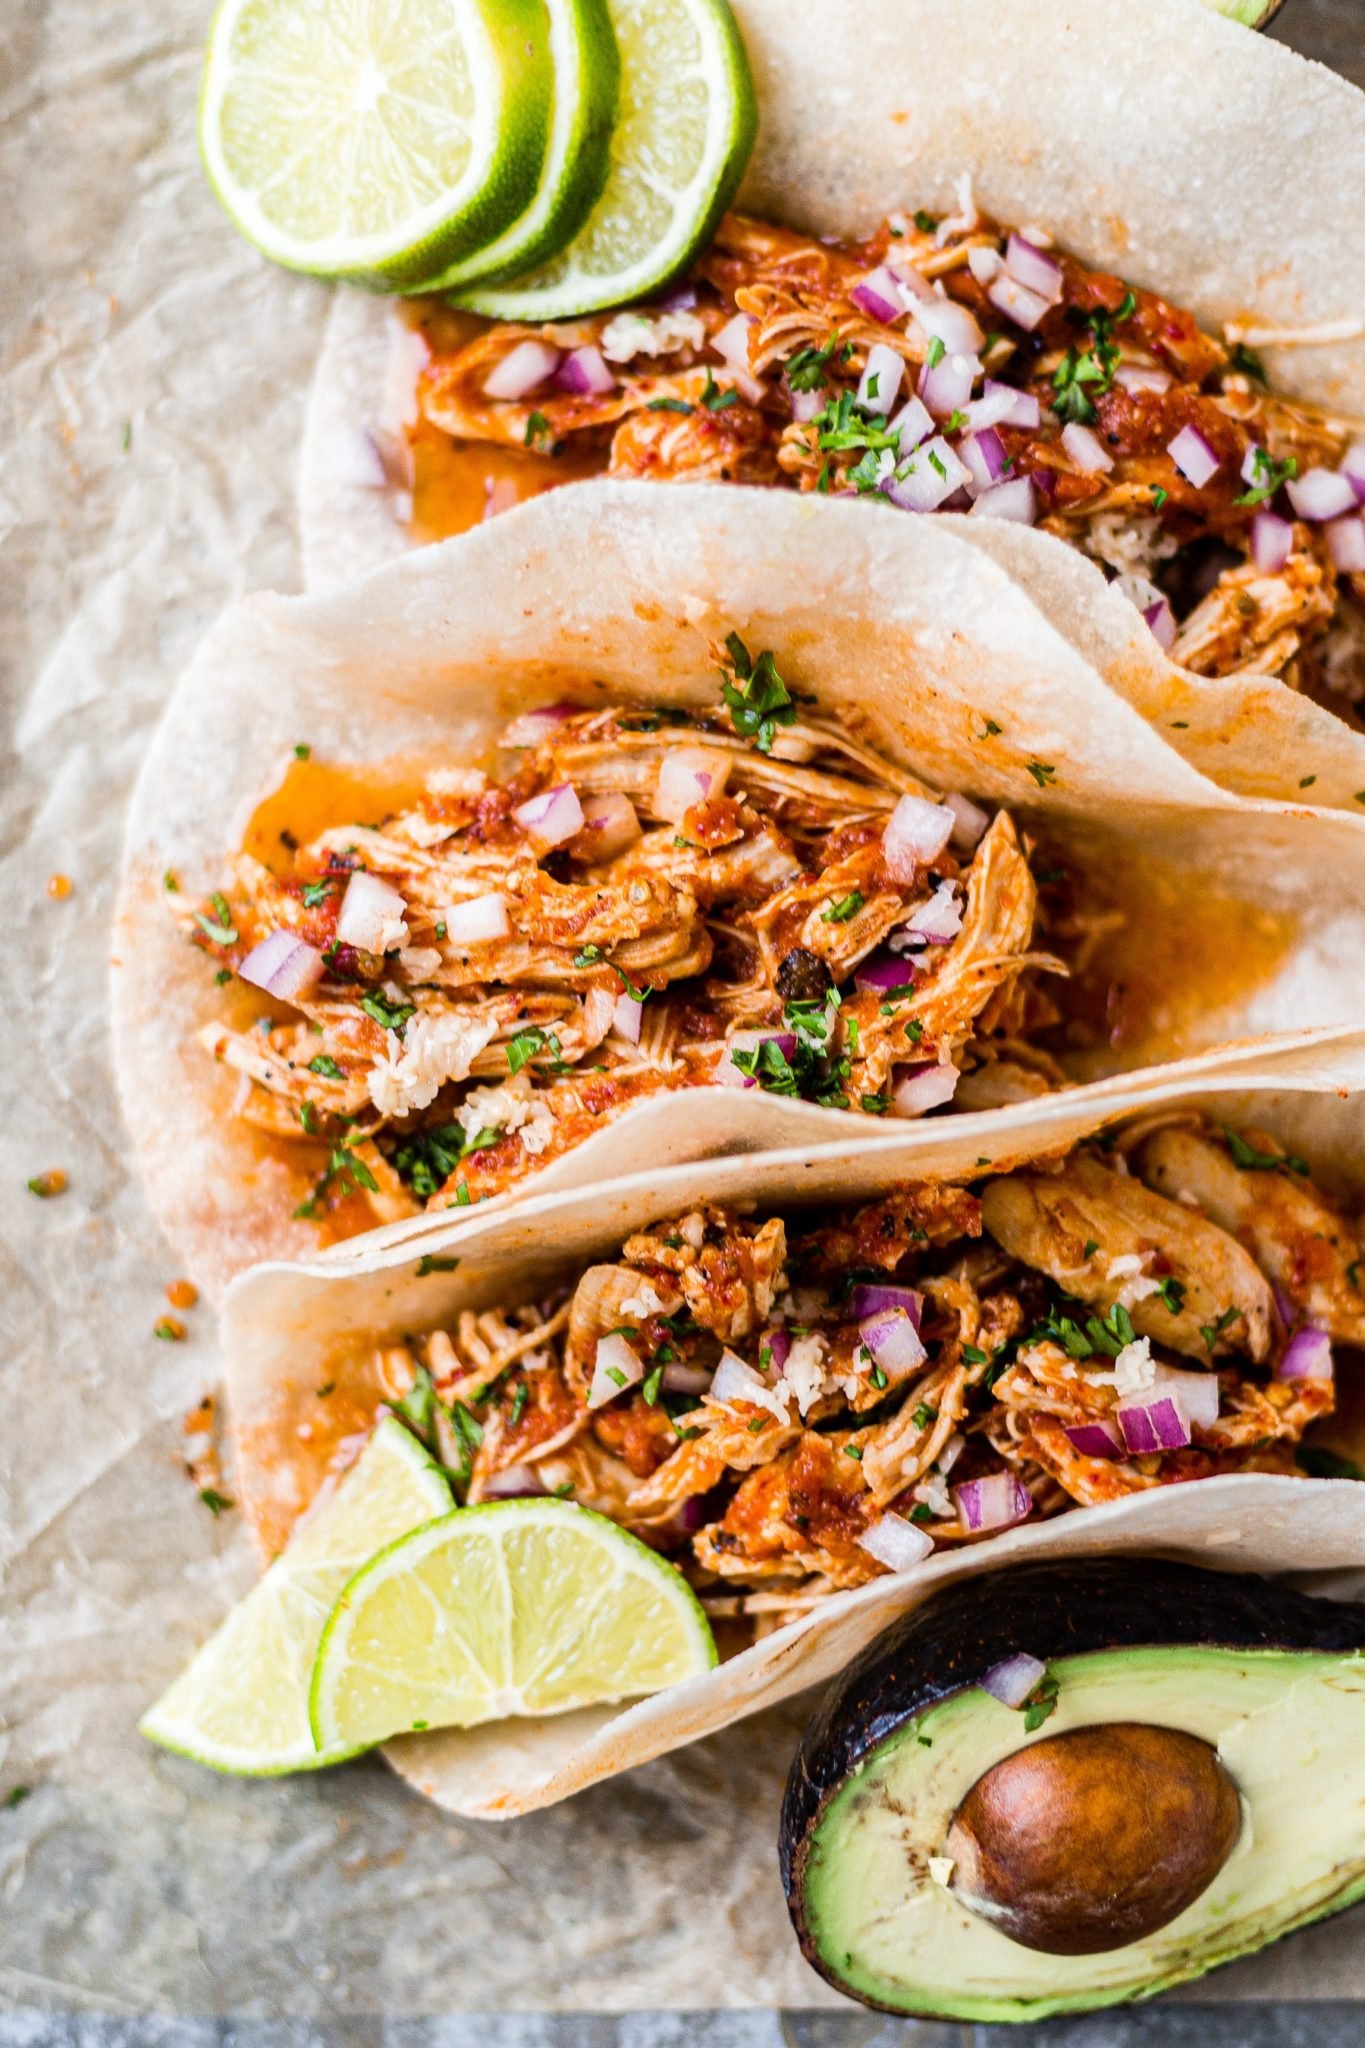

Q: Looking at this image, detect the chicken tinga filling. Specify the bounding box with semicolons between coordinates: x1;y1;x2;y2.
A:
184;648;1064;1226
329;1115;1361;1638
408;203;1365;718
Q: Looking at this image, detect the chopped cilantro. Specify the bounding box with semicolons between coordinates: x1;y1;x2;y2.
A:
1201;1306;1241;1351
1082;1239;1099;1260
294;743;311;760
508;1381;529;1429
925;336;946;369
721;633;798;754
199;1488;233;1516
843;1444;864;1461
524;410;555;452
506;1026;550;1074
1026;761;1056;787
195;893;238;946
647;397;694;414
416;1253;460;1276
1222;1125;1308;1176
983;718;1002;737
913;210;938;233
1151;486;1169;512
1022;1671;1060;1733
302;880;332;908
821;890;865;924
163;870;179;892
869;1364;888;1390
214;968;232;986
4;1786;31;1809
1234;446;1298;508
642;1365;664;1406
1229;343;1266;382
961;1345;988;1366
912;1403;938;1430
574;943;603;968
308;1054;343;1079
909;1502;933;1523
787;334;843;393
359;991;415;1032
1154;1276;1186;1315
701;370;739;412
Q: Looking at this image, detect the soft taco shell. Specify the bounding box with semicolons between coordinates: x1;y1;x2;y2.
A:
298;0;1365;806
114;485;1365;1295
222;1041;1365;1818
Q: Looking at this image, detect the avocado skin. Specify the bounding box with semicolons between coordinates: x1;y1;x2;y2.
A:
781;1556;1365;2008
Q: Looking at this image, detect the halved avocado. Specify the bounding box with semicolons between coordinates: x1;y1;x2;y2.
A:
1196;0;1285;23
781;1558;1365;2022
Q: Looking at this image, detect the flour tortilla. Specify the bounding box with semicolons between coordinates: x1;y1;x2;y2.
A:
222;1045;1365;1818
298;0;1365;807
113;484;1365;1296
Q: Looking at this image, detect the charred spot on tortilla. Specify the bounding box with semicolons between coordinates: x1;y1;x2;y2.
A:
405;207;1365;731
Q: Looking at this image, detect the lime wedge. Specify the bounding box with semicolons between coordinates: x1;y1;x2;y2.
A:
140;1416;452;1774
310;1499;717;1750
455;0;756;320
198;0;554;286
407;0;621;293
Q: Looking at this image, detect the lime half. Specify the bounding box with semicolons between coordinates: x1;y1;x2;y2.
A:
408;0;621;293
456;0;756;320
140;1417;452;1774
310;1499;717;1751
198;0;554;286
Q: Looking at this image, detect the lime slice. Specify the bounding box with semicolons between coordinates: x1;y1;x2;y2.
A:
140;1416;452;1774
407;0;621;293
310;1499;717;1750
198;0;555;286
455;0;756;320
1195;0;1283;21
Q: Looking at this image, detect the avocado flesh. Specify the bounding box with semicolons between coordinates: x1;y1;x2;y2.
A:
802;1646;1365;2022
1197;0;1283;23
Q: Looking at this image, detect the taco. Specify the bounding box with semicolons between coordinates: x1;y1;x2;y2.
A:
203;1047;1365;1816
299;0;1365;806
113;487;1365;1294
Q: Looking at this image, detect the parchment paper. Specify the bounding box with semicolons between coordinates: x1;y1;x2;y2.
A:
4;0;1365;2023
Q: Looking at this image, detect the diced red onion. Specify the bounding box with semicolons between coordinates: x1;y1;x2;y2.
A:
480;1464;549;1501
572;791;641;862
443;892;509;944
954;1473;1033;1532
891;1062;960;1117
987;274;1051;333
1152;1364;1220;1432
583;985;616;1043
1117;1395;1190;1454
903;878;962;942
717;1029;797;1088
612;992;643;1044
657;283;698;313
1167;425;1222;489
588;1332;645;1410
660;1363;713;1395
963;386;1018;433
1342;440;1365;506
711;313;765;404
501;701;580;748
890;395;934;454
336;426;414;492
857;1514;935;1573
1062;422;1114;475
1004;235;1063;306
913;295;985;355
980;379;1041;430
656;746;731;823
980;1651;1046;1707
858;342;905;415
1251;510;1294;574
850;268;906;326
859;1308;927;1382
853;950;915;996
886;252;934;303
1063;1418;1125;1459
1287;466;1358;523
1277;1326;1333;1382
966;244;1003;288
711;1348;788;1422
1143;597;1177;651
335;869;407;953
514;781;585;848
483;340;560;400
765;1327;792;1373
1114;365;1172;396
1272;1284;1297;1329
959;427;1008;497
919;350;979;420
944;789;991;849
483;477;518;521
790;387;824;425
1326;516;1365;574
969;477;1038;525
238;928;326;1000
882;793;955;878
850;1283;923;1326
553;344;615;397
884;436;972;513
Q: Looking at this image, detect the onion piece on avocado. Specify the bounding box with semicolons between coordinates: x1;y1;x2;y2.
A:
780;1557;1365;2022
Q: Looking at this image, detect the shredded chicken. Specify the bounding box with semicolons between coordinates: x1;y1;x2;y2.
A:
328;1113;1352;1645
187;670;1052;1230
411;207;1364;719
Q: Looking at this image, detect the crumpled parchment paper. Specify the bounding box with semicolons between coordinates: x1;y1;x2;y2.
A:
2;0;1364;2021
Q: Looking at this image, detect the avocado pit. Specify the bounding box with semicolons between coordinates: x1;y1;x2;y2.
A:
944;1722;1241;1955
